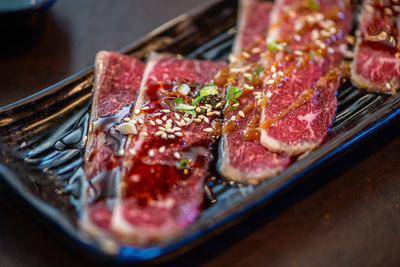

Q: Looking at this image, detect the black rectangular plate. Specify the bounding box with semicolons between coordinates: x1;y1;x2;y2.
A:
0;0;399;264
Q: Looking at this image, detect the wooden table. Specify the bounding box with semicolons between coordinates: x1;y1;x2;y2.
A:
0;1;399;266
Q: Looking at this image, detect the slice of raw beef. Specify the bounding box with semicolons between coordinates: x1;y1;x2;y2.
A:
259;0;353;156
110;53;227;244
351;0;400;94
82;51;144;234
218;0;291;184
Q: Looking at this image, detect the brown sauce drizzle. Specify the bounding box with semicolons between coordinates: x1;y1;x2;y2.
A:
260;62;350;130
242;114;261;141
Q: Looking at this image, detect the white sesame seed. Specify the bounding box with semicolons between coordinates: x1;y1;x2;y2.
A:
229;54;238;63
158;126;166;131
204;117;210;123
384;7;393;15
266;91;273;98
168;134;175;139
238;111;245;118
266;79;274;85
174;113;181;120
166;128;174;133
215;102;223;108
166;119;172;124
196;107;201;113
184;169;189;175
231;115;236;121
255;91;262;95
194;118;201;122
251;47;261;54
311;29;319;40
244;84;255;90
123;117;131;122
198;115;205;119
140;131;148;136
148;150;154;157
386;82;391;89
162;115;167;121
272;73;278;79
175;132;183;137
174;152;181;159
184;118;191;122
155;131;164;136
203;128;213;133
278;71;284;76
161;132;167;139
242;51;250;58
142;106;150;110
138;118;144;124
149;120;156;126
176;121;184;127
244;73;252;79
271;66;276;72
206;112;214;116
134;108;140;115
214;111;221;115
154;112;161;117
327;47;335;54
255;95;261;99
294;50;303;56
232;103;239;107
159;146;166;153
173;127;181;132
294;34;301;41
162;109;170;113
156;119;163;125
257;99;262;106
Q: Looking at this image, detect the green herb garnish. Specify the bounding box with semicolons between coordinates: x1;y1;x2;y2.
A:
227;87;243;110
310;50;322;62
191;96;202;105
307;0;320;11
267;40;280;52
178;159;190;170
173;98;183;103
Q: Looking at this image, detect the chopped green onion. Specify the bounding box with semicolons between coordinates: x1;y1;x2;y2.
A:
191;96;202;105
174;103;196;112
173;98;183;103
178;159;190;170
185;110;196;125
227;87;242;110
200;85;219;97
310;50;322;62
307;0;320;11
267;40;279;52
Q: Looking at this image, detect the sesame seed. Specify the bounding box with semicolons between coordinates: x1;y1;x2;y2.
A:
158;126;166;131
184;169;189;175
184;118;191;122
156;119;163;125
229;54;238;63
206;112;214;116
266;79;274;85
176;121;184;126
215;102;223;108
232;103;239;108
180;119;186;126
148;150;154;157
168;134;175;139
155;131;164;136
294;34;301;41
231;115;236;121
174;113;181;120
203;128;213;133
149;120;156;125
277;71;284;76
174;152;181;159
140;132;148;136
194;118;201;122
162;109;170;113
294;50;303;56
255;91;262;95
244;84;255;90
204;117;210;123
271;66;276;72
166;128;174;133
166;119;172;124
129;149;135;154
272;73;278;79
384;7;393;15
138;119;144;124
244;73;252;78
134;108;140;115
123;117;131;122
175;132;183;137
327;47;335;54
266;91;273;98
142;106;150;110
311;29;319;40
173;127;181;131
196;107;201;113
251;47;261;53
214;111;221;115
159;146;166;153
386;82;391;89
162;132;167;139
257;99;262;106
154;112;161;117
238;111;245;118
162;115;167;121
255;95;261;99
242;51;250;58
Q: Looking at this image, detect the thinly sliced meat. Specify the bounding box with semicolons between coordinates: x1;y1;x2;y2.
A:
351;0;400;94
110;53;227;244
82;51;144;233
218;0;291;184
259;0;352;156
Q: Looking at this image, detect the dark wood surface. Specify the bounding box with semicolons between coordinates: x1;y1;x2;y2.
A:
0;1;400;266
